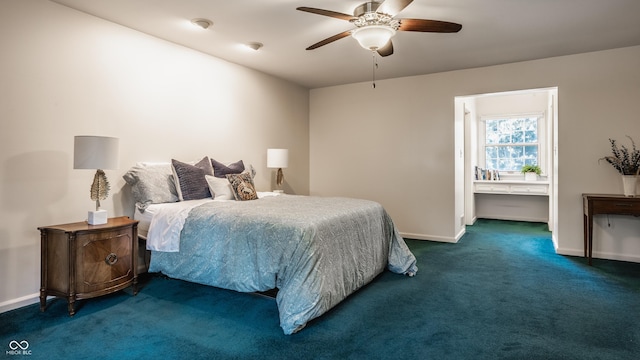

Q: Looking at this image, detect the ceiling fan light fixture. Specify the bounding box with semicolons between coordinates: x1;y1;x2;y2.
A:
191;18;212;30
352;25;395;51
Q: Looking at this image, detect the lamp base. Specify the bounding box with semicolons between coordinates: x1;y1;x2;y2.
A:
88;210;108;225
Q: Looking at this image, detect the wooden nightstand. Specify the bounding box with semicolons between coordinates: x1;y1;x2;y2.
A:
38;216;138;316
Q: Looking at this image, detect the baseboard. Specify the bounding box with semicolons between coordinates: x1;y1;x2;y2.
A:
555;247;640;263
400;232;459;243
0;292;39;314
554;247;582;257
476;215;548;223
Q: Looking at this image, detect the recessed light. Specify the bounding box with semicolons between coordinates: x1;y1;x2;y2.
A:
245;42;263;51
191;18;212;30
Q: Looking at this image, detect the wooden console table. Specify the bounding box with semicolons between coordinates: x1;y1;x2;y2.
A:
582;194;640;265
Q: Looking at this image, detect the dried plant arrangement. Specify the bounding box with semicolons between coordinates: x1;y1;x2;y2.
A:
599;136;640;176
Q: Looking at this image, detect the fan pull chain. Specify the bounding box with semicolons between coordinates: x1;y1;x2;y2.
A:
372;52;379;89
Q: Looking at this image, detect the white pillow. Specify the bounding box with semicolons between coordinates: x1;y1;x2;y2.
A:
205;175;234;200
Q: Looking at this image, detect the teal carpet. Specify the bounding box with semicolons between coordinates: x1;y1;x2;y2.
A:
2;219;639;359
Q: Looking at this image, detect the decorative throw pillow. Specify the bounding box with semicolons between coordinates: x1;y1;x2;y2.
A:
171;157;214;201
122;162;178;211
245;163;257;178
211;159;245;178
205;175;235;200
226;172;258;201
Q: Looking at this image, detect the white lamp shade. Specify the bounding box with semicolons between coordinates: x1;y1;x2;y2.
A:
73;136;119;170
352;25;395;50
267;148;289;169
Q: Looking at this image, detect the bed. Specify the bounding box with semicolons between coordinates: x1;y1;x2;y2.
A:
124;158;418;334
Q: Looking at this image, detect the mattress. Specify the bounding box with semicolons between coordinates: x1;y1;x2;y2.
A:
135;192;278;239
134;204;156;239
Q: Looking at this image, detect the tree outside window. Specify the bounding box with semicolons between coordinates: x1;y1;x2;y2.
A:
485;117;539;171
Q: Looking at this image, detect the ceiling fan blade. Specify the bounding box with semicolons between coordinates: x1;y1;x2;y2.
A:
398;18;462;33
377;41;394;57
377;0;414;16
296;7;356;21
306;31;352;50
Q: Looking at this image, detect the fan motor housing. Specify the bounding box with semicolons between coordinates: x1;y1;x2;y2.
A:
354;2;383;17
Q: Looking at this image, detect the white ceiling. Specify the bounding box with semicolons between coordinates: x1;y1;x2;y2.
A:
51;0;640;89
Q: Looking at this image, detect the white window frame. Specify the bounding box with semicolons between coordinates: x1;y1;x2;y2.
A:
478;112;546;176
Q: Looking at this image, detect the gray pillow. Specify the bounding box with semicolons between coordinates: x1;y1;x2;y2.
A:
123;162;178;210
171;157;214;201
211;159;245;178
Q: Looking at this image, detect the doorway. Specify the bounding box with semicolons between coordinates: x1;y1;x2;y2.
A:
455;87;558;246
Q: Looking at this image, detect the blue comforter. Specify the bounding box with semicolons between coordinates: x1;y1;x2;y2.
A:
148;195;417;334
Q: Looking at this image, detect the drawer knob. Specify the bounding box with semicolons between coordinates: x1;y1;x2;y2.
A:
105;253;118;266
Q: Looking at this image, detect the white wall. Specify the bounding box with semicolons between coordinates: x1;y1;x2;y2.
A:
453;89;465;239
0;0;309;311
462;98;477;226
309;76;461;242
474;193;549;223
310;45;640;262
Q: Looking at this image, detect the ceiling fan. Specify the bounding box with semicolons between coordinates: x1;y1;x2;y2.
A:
297;0;462;57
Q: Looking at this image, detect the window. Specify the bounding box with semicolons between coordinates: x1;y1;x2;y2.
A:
482;115;543;173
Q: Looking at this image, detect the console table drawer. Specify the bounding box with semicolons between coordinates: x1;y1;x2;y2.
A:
591;199;640;215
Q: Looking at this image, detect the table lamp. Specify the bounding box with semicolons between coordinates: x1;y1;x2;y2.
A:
267;148;288;192
74;136;119;225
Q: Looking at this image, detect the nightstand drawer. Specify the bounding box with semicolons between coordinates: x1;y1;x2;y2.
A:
76;228;133;295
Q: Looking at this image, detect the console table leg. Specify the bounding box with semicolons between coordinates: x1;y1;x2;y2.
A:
587;216;593;266
583;214;588;258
